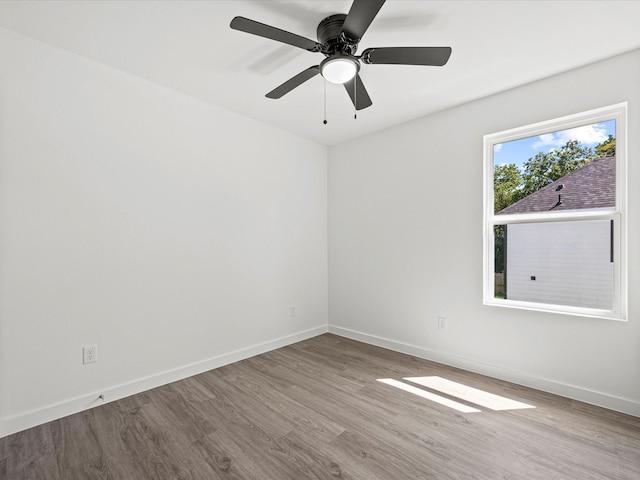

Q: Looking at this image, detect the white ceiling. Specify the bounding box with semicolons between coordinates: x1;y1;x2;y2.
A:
1;0;639;146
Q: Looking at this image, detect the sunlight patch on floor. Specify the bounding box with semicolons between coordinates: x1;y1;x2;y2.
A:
377;378;481;413
377;376;536;413
404;376;535;411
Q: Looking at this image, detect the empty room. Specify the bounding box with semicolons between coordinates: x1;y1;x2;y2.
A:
0;1;639;478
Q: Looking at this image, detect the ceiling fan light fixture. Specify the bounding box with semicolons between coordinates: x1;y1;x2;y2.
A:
320;55;359;84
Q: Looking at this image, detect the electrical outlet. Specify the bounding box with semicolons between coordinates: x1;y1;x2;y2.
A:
83;345;98;364
290;305;297;316
438;317;448;332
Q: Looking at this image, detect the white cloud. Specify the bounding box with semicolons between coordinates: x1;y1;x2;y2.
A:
494;143;503;153
532;133;555;149
531;123;608;150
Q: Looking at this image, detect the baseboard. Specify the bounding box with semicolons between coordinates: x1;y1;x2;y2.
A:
328;325;640;417
0;325;328;438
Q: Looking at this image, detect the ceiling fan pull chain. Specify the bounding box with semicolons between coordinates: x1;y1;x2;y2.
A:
354;78;357;119
323;78;328;125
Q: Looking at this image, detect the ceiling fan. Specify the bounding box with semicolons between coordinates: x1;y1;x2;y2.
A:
230;0;452;111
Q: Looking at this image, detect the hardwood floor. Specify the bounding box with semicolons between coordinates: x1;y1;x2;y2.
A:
1;333;639;479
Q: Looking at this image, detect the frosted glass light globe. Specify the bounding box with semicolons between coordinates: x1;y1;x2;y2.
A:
321;56;359;84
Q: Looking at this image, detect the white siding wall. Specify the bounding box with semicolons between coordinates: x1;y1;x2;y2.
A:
506;220;613;309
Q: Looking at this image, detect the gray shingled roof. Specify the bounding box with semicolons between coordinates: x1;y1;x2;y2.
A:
497;156;615;214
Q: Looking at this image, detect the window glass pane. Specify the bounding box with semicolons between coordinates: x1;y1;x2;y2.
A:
494;120;616;215
494;219;614;310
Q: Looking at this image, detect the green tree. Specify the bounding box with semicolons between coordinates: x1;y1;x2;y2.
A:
494;224;506;277
493;163;522;212
595;134;616;158
520;139;595;197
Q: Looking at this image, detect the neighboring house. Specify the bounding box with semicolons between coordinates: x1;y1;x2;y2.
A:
498;156;615;214
497;157;615;309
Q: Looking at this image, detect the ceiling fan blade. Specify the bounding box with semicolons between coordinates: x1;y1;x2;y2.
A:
344;74;373;110
361;47;452;66
230;16;322;52
266;66;320;99
341;0;386;42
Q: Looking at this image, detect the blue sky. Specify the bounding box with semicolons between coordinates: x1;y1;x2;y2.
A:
494;120;615;170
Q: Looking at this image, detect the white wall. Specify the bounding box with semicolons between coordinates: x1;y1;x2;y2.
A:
0;28;328;437
328;49;640;415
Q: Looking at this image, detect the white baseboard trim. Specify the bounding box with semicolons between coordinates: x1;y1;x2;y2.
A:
328;325;640;417
0;325;328;438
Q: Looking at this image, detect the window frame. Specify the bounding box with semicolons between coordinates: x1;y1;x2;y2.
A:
483;103;627;320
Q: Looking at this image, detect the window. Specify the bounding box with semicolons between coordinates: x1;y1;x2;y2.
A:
483;104;627;320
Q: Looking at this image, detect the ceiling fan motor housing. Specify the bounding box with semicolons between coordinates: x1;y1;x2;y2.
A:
317;14;357;55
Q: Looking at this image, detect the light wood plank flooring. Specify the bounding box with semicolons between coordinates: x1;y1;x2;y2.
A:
1;333;639;479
